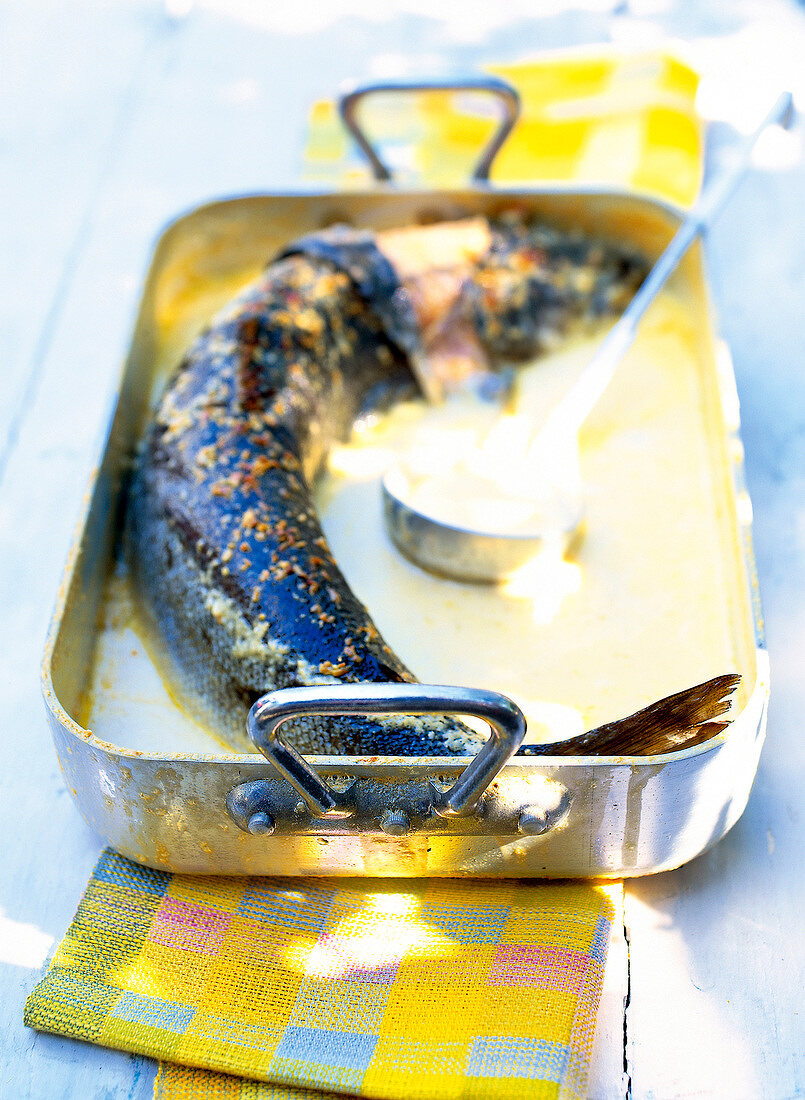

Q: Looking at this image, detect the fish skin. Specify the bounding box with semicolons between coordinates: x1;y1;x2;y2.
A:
127;220;645;755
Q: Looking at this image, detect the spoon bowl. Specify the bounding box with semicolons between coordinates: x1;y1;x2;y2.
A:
382;462;583;583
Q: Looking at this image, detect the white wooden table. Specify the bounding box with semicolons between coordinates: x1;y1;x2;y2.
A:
2;2;803;1096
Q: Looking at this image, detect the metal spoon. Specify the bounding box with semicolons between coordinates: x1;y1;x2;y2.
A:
383;91;794;583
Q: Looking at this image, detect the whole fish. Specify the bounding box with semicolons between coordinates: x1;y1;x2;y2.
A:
127;214;646;754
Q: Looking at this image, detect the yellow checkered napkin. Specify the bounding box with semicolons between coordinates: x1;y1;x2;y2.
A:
26;852;618;1100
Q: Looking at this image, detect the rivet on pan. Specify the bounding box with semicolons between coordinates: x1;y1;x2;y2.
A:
247;811;275;835
518;809;549;836
380;810;411;836
294;800;307;816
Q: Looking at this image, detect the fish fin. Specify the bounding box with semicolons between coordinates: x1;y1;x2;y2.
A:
520;673;741;757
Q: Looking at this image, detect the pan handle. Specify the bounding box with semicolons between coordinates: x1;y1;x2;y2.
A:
337;77;520;183
243;682;526;820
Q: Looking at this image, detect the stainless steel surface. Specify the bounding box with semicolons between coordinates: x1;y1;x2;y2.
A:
247;811;275;836
236;682;526;826
40;186;768;877
518;802;570;836
380;809;411;836
380;92;794;583
338;77;521;182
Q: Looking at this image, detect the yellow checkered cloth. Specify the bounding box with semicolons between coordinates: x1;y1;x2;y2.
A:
27;48;702;1100
304;47;701;205
26;852;618;1100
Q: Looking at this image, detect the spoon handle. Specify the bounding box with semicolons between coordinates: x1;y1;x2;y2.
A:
547;91;794;438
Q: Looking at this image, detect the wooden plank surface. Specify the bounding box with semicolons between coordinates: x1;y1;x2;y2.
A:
1;2;802;1098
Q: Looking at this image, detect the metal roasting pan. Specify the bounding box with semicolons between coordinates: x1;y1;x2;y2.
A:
41;92;768;876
